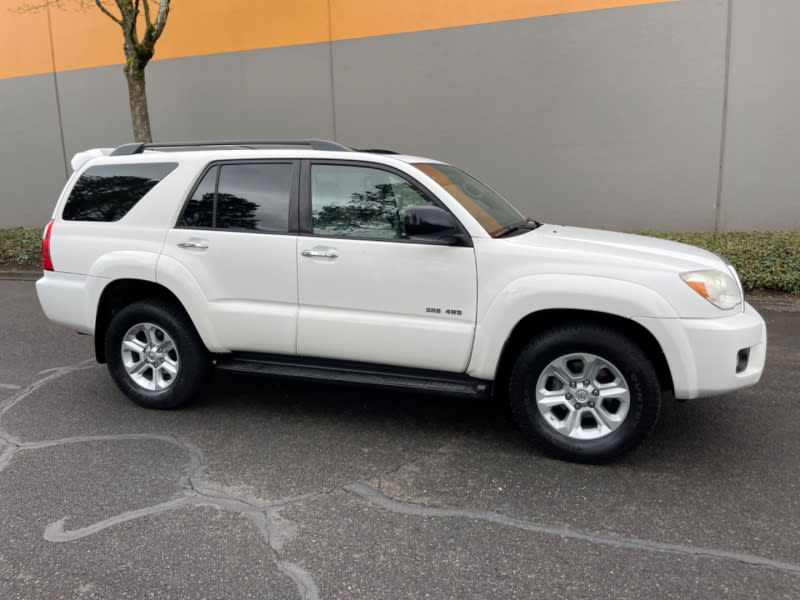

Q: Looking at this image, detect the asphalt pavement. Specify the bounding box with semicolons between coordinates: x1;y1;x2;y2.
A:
0;279;798;599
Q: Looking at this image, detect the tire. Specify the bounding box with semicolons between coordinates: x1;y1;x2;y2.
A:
105;300;210;409
508;324;661;464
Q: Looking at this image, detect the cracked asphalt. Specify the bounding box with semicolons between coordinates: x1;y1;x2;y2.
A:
0;279;798;599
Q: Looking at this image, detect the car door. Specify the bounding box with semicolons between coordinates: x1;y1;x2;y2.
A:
296;161;477;372
160;160;300;354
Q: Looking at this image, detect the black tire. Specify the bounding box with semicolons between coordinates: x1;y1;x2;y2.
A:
509;324;661;464
105;300;210;409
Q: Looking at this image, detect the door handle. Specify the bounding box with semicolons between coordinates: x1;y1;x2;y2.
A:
301;249;338;259
177;240;209;249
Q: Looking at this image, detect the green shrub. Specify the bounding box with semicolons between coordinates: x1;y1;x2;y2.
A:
639;231;800;294
0;227;42;268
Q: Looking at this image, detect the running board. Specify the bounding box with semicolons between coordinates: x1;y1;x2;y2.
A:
215;353;491;399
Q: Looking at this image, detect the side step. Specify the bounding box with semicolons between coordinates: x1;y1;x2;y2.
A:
215;353;492;399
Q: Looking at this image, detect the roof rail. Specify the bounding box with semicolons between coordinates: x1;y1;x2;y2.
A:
356;148;398;155
110;139;352;156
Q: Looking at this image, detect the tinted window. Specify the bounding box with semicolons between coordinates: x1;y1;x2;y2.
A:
217;163;291;232
180;167;216;228
63;163;177;222
311;164;436;239
179;162;292;232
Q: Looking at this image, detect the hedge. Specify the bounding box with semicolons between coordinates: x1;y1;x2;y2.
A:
0;227;42;270
639;231;800;294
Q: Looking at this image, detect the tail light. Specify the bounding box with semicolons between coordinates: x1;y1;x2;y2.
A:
42;219;54;271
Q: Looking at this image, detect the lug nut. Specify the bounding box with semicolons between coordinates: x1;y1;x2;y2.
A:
583;380;590;386
565;393;573;400
569;382;577;388
588;401;595;408
592;389;599;396
574;403;581;410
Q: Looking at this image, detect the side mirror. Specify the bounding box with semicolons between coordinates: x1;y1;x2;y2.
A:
404;205;463;244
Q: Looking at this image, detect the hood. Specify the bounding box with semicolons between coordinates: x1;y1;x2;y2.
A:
509;224;725;273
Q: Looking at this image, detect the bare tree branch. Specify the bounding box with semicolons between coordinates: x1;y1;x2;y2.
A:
93;0;121;25
140;0;166;49
151;0;168;39
110;0;139;54
16;0;59;11
16;0;94;13
17;0;171;143
141;0;151;28
127;0;140;48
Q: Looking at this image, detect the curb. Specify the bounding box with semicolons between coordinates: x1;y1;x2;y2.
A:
748;297;800;313
0;271;40;281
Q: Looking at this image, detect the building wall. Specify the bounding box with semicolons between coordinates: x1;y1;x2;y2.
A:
720;0;800;231
0;0;796;232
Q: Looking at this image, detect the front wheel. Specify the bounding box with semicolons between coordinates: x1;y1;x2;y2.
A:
509;325;661;463
105;300;210;409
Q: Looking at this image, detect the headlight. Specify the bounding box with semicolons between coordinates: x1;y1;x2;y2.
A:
680;270;742;310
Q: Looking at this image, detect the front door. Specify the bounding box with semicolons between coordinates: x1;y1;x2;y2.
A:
296;162;477;372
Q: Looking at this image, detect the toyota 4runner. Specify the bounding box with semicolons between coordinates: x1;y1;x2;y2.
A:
36;139;767;463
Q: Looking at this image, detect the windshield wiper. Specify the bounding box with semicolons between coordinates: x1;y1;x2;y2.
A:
494;219;541;238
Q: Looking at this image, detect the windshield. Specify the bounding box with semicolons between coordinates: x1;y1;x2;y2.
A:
413;163;526;236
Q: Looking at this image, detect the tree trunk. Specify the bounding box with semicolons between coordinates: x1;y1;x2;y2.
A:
124;63;152;143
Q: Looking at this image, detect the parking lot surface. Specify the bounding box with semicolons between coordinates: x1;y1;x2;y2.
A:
0;280;798;599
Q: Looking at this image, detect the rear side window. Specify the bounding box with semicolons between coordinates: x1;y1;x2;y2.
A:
63;163;177;222
179;162;293;233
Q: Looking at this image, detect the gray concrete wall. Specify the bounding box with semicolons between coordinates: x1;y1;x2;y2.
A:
53;42;336;175
1;0;798;232
0;73;67;227
720;0;800;231
333;0;727;232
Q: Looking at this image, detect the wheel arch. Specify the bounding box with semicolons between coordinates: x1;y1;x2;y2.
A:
492;309;674;402
94;279;199;364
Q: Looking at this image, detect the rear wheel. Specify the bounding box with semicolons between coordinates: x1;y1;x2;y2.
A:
509;325;661;463
105;300;210;409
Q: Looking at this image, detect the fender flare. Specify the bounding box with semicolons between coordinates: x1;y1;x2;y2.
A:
154;254;226;352
467;274;679;380
86;251;161;335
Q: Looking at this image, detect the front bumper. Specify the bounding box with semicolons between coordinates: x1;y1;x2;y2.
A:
634;302;767;399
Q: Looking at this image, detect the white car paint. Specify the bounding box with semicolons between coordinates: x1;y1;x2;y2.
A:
36;145;767;403
160;229;299;355
296;237;477;372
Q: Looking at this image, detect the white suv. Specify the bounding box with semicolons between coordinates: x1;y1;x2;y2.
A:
36;139;767;462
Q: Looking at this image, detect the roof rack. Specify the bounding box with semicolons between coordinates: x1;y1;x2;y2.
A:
110;139;352;156
356;148;398;155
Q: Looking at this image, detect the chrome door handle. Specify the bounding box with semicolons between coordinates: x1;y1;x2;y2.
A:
301;249;338;259
177;240;209;249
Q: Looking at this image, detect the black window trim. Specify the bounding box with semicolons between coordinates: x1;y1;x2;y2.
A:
301;159;473;247
176;159;301;235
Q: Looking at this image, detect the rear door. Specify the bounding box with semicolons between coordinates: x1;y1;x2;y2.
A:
160;160;300;353
296;161;477;372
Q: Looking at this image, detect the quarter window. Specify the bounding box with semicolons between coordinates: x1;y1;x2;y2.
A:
181;168;215;228
180;162;292;232
63;163;177;222
311;164;437;239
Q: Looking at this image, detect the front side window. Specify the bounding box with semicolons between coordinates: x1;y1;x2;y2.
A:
180;162;292;232
413;163;525;236
63;163;177;222
311;164;437;239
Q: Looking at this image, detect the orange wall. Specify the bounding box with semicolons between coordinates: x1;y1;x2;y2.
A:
0;0;674;80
